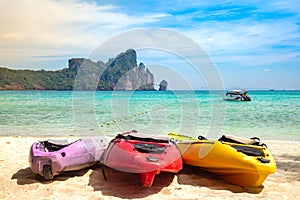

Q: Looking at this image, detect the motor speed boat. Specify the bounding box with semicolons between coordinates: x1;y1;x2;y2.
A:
223;89;251;101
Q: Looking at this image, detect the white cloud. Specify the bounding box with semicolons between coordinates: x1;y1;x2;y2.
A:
0;0;167;68
183;18;300;68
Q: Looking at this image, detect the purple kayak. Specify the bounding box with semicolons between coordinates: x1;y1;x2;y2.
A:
29;138;107;180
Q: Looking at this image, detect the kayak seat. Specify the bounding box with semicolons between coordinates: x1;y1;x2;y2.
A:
42;140;78;152
115;133;170;143
231;145;264;157
218;135;261;145
133;143;165;154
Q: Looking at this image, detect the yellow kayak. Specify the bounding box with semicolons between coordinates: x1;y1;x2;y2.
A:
168;132;276;187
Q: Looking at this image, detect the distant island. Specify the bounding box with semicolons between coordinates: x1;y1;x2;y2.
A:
0;49;163;91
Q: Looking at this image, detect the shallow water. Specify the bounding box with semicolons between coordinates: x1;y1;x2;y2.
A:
0;90;299;141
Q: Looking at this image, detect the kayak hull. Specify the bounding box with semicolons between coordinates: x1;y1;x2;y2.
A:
169;133;276;187
29;138;107;180
103;133;183;187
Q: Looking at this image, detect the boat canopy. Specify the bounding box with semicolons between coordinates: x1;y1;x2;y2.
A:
225;89;248;95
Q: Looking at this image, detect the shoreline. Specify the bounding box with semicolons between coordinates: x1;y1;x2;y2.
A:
1;136;299;199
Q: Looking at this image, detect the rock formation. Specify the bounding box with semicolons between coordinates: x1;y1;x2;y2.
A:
0;49;155;91
159;80;168;91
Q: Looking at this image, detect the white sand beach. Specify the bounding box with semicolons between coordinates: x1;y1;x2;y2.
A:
0;136;299;200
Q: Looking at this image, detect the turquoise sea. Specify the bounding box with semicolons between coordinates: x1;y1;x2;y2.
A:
0;90;299;141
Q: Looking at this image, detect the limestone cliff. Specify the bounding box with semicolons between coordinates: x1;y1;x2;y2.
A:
0;49;155;91
159;80;168;91
102;49;154;90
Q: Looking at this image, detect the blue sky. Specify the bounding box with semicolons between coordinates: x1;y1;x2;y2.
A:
0;0;299;89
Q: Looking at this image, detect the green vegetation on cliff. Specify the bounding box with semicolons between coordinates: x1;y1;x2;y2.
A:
0;67;75;90
0;49;155;91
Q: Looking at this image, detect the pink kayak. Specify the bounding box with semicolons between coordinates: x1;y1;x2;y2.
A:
102;132;183;187
29;138;107;180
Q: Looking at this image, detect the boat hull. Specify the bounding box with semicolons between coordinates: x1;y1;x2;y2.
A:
103;133;183;187
222;95;251;101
